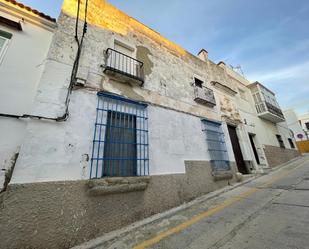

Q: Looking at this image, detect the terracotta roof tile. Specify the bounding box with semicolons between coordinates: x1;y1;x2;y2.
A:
4;0;56;22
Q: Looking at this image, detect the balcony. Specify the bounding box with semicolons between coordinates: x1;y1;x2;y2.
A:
104;48;144;86
194;86;216;107
255;101;285;123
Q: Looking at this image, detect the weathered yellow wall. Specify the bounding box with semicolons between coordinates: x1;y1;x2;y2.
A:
62;0;186;56
296;141;309;153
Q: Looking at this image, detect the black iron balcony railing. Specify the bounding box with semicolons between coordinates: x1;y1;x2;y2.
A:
104;48;144;85
255;101;284;119
265;101;284;119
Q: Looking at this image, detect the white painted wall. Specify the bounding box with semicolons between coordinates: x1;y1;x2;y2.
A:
149;106;209;175
0;5;55;189
224;67;297;169
283;110;306;141
11;89;236;183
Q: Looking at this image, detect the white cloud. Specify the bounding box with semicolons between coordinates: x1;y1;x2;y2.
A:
247;60;309;82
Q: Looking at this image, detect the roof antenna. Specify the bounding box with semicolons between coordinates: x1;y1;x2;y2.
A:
230;64;245;77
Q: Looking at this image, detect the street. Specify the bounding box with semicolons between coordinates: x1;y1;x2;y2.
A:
76;155;309;249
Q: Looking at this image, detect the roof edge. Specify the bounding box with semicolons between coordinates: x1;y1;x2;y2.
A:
3;0;56;23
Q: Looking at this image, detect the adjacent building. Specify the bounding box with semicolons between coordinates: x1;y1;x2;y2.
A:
284;110;309;153
299;113;309;139
0;0;300;248
0;0;56;190
283;109;307;141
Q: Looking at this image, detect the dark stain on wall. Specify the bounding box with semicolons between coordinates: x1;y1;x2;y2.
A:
136;46;154;77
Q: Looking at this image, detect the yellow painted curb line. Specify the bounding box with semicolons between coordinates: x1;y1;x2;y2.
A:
132;160;308;249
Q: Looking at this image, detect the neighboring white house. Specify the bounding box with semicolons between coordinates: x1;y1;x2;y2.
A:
215;65;298;170
0;0;56;190
283;109;308;141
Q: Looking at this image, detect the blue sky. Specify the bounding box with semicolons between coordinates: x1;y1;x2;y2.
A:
21;0;309;114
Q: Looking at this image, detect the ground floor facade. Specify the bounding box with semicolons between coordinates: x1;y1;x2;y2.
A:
73;155;309;249
0;89;300;249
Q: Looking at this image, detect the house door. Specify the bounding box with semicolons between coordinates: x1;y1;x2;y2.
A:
249;134;260;165
227;125;248;174
103;111;137;177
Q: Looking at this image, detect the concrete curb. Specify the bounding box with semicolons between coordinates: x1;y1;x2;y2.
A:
72;155;307;249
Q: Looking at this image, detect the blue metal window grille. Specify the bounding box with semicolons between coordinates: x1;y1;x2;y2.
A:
90;92;149;178
202;119;230;171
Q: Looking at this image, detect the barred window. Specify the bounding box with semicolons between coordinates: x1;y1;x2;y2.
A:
202;119;230;171
90;92;149;178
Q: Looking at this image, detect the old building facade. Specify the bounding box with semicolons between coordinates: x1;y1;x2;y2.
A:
0;0;300;248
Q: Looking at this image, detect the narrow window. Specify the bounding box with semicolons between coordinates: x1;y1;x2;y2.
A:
0;30;12;63
239;89;247;100
90;92;149;178
202;120;230;171
305;122;309;130
288;138;295;149
194;77;203;88
105;39;140;79
276;134;285;148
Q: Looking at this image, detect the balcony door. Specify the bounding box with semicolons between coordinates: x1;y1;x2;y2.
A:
113;42;137;77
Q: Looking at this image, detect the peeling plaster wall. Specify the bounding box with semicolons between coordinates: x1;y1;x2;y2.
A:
11;2;240;184
8;0;299;185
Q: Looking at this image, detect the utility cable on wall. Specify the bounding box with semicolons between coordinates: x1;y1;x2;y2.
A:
0;0;89;122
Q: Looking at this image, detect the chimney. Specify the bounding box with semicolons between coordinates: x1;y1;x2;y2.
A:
197;49;208;62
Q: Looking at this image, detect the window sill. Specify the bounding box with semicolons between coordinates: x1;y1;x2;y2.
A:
87;176;150;196
212;170;234;181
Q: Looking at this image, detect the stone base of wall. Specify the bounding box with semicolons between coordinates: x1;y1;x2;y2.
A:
0;161;236;249
263;145;301;168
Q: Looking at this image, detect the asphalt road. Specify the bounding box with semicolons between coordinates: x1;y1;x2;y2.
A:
75;155;309;249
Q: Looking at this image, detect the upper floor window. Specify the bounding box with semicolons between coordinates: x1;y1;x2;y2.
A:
104;39;144;85
305;122;309;130
239;88;247;100
114;39;135;58
0;30;12;63
253;92;262;104
194;77;203;88
276;134;285;148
